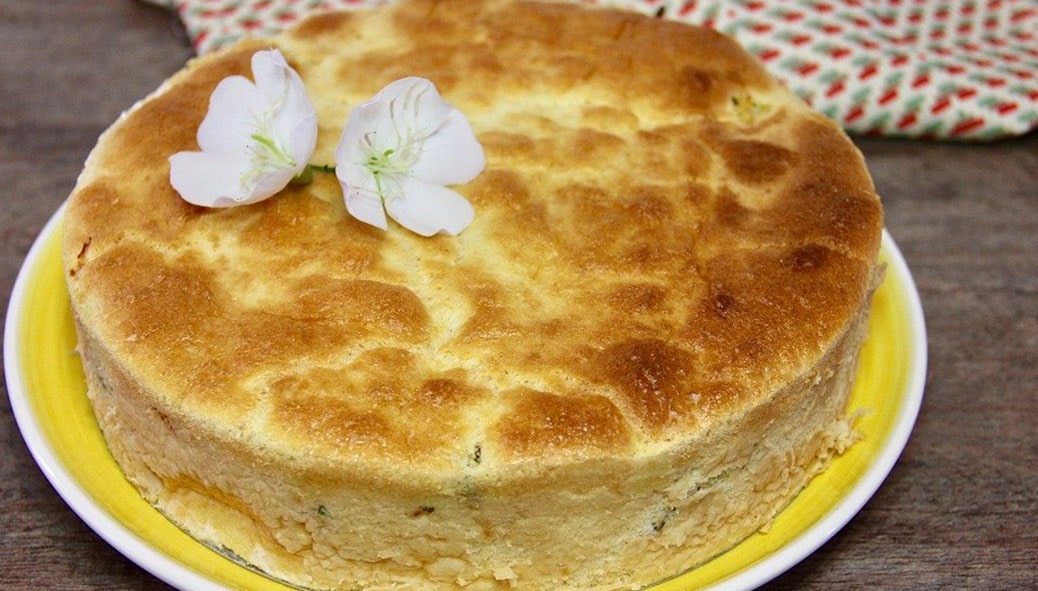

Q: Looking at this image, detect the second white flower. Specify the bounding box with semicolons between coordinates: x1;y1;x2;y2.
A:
334;77;485;236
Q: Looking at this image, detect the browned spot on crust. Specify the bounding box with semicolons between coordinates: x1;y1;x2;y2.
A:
682;245;870;381
467;168;532;209
284;10;355;39
680;66;715;109
293;277;429;341
492;388;632;457
454;281;522;344
83;244;221;346
414;377;475;408
595;339;694;429
783;243;830;272
271;395;394;453
264;359;486;464
713;292;735;319
712;188;753;229
718;139;797;184
768;119;882;254
682;137;713;178
478;133;539;163
608;283;668;313
622;186;674;227
76;236;92;260
570;129;626;165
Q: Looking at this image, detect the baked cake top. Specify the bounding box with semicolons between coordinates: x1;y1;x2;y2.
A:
64;0;882;484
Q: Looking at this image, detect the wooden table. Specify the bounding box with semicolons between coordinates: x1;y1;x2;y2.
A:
2;2;1035;589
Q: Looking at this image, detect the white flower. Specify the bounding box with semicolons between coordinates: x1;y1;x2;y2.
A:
335;77;485;236
169;49;317;207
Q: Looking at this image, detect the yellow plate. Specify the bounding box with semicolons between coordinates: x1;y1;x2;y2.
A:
5;208;926;591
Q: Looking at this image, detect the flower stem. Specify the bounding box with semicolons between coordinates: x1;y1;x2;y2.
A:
291;163;336;185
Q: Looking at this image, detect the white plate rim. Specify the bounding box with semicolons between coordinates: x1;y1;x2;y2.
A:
4;207;927;591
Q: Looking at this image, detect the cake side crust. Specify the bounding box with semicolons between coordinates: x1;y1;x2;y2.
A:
74;269;875;590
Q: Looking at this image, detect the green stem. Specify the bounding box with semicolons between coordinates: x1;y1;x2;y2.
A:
291;163;336;186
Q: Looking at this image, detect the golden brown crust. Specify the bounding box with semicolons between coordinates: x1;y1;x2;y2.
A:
63;0;883;588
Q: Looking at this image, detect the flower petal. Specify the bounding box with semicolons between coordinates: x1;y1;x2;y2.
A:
252;49;317;174
168;150;253;207
346;189;390;231
409;109;485;185
378;77;453;140
196;75;266;155
245;167;297;205
342;187;389;231
335;97;381;167
251;49;293;106
336;77;455;164
288;111;318;176
335;158;388;230
384;175;475;236
170;149;298;207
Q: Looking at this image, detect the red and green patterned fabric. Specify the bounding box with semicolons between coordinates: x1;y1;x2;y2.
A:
153;0;1038;140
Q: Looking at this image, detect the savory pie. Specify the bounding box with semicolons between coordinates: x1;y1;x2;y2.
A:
63;0;884;589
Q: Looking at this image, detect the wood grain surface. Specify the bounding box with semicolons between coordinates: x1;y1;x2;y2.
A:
1;2;1035;590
